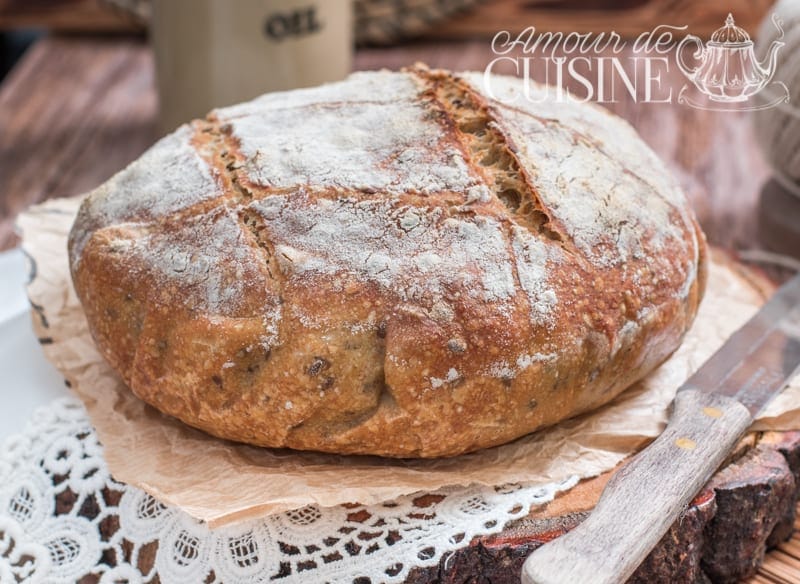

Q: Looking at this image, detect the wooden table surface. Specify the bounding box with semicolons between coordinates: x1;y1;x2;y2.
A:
0;36;796;583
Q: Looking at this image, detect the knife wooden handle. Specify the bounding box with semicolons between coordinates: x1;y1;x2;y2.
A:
521;388;753;584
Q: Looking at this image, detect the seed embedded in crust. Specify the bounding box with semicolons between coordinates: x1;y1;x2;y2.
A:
447;337;467;353
307;356;330;377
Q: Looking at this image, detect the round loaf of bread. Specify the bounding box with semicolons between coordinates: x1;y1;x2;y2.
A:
68;66;706;458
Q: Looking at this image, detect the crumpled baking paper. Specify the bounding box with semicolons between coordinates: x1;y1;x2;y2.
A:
18;196;800;527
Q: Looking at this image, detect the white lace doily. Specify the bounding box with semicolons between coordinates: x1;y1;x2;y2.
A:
0;397;577;583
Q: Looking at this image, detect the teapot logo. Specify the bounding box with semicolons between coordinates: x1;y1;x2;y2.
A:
677;13;790;111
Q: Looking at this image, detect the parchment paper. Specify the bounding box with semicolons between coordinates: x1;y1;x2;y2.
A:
18;196;800;528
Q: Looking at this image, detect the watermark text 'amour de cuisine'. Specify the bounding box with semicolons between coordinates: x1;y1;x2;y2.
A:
484;25;689;104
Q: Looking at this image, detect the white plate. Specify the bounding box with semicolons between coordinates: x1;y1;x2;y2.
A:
0;248;68;440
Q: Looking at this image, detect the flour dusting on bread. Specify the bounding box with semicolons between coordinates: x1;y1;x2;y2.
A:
249;194;522;307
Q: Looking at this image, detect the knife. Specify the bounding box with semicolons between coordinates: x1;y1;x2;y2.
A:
522;272;800;584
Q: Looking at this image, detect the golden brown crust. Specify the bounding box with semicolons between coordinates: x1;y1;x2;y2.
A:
68;67;707;457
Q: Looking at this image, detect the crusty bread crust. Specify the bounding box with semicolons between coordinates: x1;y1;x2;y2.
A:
68;66;707;457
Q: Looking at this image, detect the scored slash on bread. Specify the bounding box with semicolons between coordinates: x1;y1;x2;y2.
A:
68;65;706;457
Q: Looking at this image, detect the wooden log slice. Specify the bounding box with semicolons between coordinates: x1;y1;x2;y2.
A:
406;432;800;583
